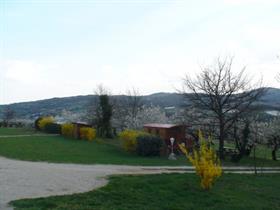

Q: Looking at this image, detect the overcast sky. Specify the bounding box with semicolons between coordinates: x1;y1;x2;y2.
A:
0;0;279;104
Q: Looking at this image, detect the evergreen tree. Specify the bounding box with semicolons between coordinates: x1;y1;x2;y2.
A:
96;94;113;138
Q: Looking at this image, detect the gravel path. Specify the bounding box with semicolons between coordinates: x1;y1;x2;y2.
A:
0;157;188;210
1;157;279;210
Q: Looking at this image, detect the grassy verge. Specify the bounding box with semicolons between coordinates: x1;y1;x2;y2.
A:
11;173;280;210
0;135;279;166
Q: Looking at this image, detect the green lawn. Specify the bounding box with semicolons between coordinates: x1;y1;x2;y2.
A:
215;139;277;159
11;173;280;210
0;127;38;136
0;135;188;166
0;135;279;166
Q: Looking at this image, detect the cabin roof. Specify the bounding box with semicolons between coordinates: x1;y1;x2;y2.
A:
143;123;182;129
72;121;91;126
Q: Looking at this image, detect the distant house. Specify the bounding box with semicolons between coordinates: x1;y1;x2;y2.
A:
164;106;176;117
72;121;92;139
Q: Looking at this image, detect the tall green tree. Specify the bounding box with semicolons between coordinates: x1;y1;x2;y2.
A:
96;94;113;138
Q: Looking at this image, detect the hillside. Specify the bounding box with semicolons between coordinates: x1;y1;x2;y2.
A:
0;88;279;119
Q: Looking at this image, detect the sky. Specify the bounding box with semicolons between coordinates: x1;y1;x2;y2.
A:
0;0;280;104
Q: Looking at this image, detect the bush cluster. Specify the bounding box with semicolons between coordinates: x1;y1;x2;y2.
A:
44;123;61;134
34;118;96;141
136;135;162;156
119;129;163;156
80;127;96;141
61;123;96;141
119;130;146;152
35;117;60;134
37;117;55;131
61;123;74;138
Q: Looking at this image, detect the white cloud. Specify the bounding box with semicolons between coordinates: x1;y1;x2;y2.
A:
3;60;46;84
244;25;280;48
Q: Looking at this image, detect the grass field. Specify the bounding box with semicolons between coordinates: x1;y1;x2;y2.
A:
219;140;276;161
0;127;39;136
0;128;279;166
11;173;280;210
0;135;188;166
0;134;279;166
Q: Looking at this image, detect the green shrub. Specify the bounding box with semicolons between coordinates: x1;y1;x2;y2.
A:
119;129;147;153
61;123;74;138
44;123;61;134
136;135;163;156
38;116;54;131
80;127;96;141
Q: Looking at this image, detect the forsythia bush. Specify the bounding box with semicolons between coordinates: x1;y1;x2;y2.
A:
38;117;54;131
179;131;222;190
119;129;147;152
80;127;96;141
61;123;74;138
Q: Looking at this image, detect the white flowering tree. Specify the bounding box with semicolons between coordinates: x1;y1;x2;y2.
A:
264;118;280;161
123;105;168;130
57;109;83;123
111;88;143;131
112;88;168;130
227;117;267;162
2;106;15;127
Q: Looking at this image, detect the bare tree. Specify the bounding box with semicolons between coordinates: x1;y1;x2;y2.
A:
125;88;143;120
182;57;265;158
170;106;218;141
94;84;111;96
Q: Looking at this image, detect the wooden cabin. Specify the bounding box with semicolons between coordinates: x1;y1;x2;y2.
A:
72;121;92;139
143;123;188;154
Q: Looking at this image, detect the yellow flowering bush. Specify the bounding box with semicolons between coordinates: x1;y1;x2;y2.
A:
179;131;222;190
119;129;147;152
61;123;74;138
80;127;96;141
38;116;54;131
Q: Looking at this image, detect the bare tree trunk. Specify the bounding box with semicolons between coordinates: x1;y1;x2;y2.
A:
272;146;278;161
219;123;225;159
253;144;257;175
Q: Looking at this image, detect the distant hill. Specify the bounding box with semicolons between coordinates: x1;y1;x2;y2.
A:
257;88;280;109
0;88;279;119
